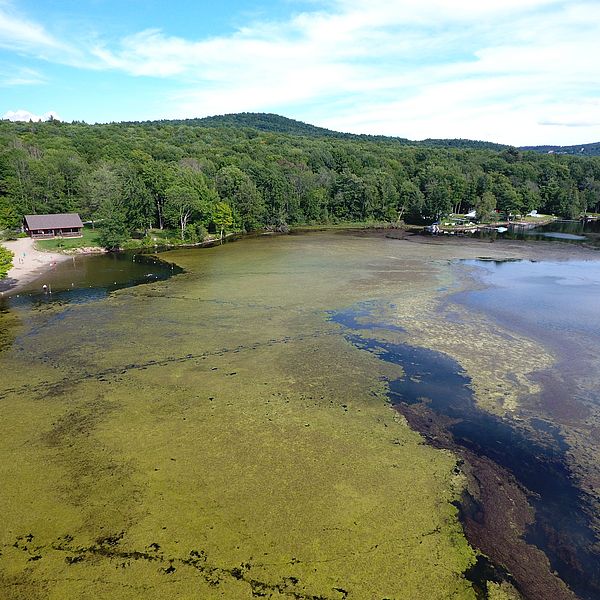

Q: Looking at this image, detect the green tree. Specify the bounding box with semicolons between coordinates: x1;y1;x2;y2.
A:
475;191;497;222
332;171;368;220
0;116;599;235
164;166;215;239
490;173;522;215
365;170;399;221
164;185;201;240
0;245;14;279
397;179;424;223
84;163;122;225
139;160;173;229
0;197;20;230
303;187;329;222
97;191;130;251
98;210;129;250
120;169;154;234
213;201;234;240
216;166;265;231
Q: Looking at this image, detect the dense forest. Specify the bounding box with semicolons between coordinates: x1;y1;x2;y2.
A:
1;113;599;246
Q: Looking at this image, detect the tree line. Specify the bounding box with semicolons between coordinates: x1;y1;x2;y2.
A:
1;116;599;247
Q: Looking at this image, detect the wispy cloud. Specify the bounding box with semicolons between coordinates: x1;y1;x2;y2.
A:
0;65;46;86
0;1;66;54
1;0;599;144
540;121;600;128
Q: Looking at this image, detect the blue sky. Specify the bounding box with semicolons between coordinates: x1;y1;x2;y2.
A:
1;0;599;145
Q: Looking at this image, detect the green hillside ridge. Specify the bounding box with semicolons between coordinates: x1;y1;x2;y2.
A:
134;112;510;151
169;112;599;155
1;114;599;249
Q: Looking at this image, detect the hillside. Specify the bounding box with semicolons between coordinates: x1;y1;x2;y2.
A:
141;112;509;151
148;112;346;139
520;142;600;157
1;114;599;243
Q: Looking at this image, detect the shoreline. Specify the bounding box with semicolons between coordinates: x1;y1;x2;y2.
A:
0;231;236;297
2;226;595;298
0;237;72;296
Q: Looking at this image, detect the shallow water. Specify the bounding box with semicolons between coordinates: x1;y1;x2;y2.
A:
458;259;600;337
330;312;599;600
2;252;182;309
1;232;598;600
0;232;480;600
456;259;600;405
453;259;600;598
473;219;600;244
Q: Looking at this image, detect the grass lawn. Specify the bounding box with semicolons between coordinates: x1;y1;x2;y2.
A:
35;226;101;251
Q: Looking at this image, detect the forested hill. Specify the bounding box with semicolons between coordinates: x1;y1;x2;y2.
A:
141;112;600;154
520;142;600;157
0;116;599;245
153;113;352;140
139;113;509;151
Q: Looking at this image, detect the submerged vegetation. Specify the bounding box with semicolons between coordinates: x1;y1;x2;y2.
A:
0;233;494;599
1;225;597;598
0;114;599;250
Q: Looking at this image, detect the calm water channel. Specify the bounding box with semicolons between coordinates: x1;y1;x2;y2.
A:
0;231;598;600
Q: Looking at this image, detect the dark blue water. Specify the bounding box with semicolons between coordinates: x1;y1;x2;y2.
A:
329;286;600;600
0;252;182;310
328;301;405;333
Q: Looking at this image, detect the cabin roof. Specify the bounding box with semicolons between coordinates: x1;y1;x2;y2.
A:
24;213;83;230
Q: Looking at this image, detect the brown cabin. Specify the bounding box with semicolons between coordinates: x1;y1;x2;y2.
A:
24;213;84;239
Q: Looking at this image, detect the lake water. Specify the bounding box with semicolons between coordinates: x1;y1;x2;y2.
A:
452;259;600;600
472;219;600;244
1;252;182;309
330;257;600;600
0;231;598;600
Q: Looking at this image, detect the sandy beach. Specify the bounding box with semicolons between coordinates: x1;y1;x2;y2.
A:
0;237;70;295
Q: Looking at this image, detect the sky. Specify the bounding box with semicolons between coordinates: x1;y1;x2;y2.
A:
0;0;599;145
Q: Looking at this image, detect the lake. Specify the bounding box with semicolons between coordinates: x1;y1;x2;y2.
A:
0;231;598;600
472;218;600;244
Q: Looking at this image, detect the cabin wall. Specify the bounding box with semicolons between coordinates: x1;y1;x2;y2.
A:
28;228;83;239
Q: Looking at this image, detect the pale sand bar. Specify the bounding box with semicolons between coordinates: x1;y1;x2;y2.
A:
0;237;70;295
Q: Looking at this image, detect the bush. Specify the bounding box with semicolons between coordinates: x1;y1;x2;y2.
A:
0;245;14;279
184;223;207;244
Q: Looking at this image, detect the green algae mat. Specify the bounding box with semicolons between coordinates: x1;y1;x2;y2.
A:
0;232;533;600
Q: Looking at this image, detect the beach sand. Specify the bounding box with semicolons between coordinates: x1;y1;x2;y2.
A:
0;237;70;295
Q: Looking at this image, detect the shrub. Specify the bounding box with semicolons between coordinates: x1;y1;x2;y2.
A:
0;245;14;279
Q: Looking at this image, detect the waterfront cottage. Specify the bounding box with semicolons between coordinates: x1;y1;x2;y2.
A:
24;213;84;239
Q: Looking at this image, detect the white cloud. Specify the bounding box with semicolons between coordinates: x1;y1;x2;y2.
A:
1;0;599;144
0;3;64;53
2;109;60;122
